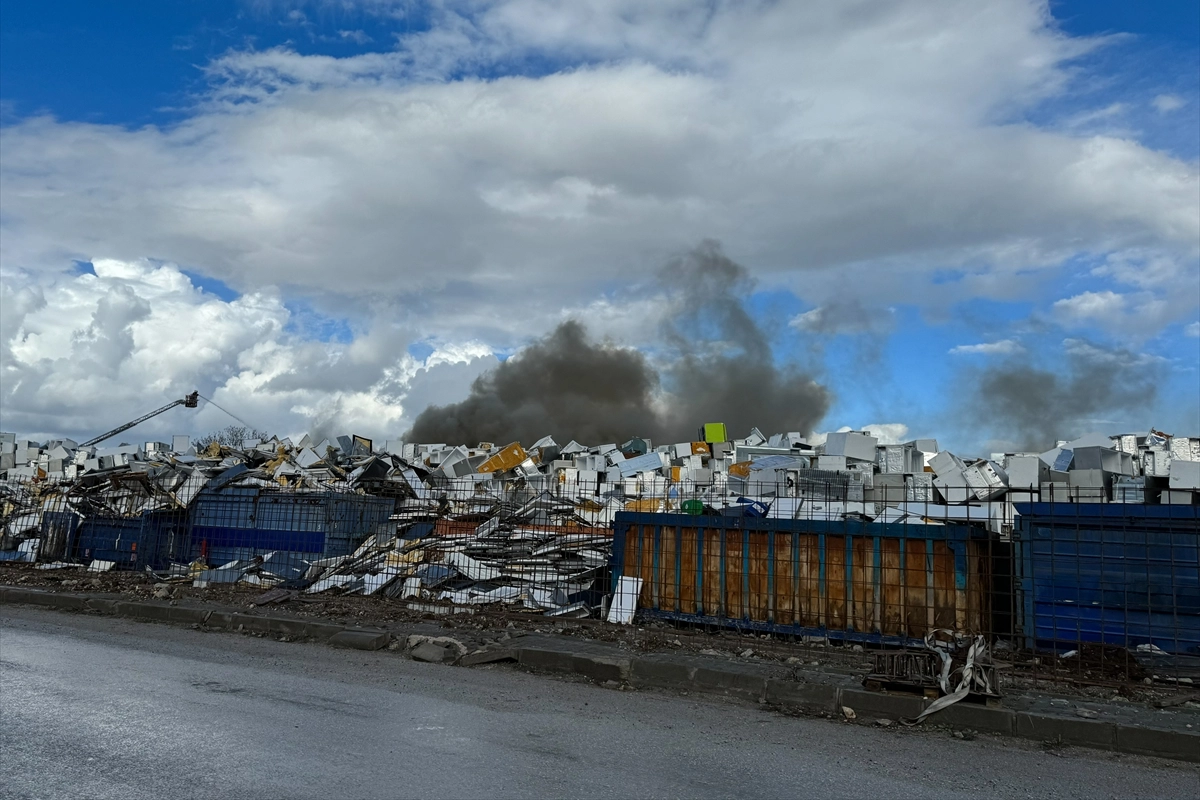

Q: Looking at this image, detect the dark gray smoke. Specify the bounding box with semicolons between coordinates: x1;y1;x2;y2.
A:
405;241;831;445
405;320;659;445
657;241;830;441
965;339;1163;451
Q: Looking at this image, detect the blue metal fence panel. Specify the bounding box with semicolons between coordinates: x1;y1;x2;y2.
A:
188;490;395;563
1014;503;1200;655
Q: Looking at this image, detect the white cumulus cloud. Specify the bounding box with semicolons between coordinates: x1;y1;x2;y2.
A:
1051;288;1191;338
1;0;1197;438
0;259;498;441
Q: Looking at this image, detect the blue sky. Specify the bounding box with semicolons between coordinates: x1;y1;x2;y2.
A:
3;2;1196;128
1;1;1197;450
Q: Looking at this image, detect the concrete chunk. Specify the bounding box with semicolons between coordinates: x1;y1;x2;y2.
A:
411;642;454;663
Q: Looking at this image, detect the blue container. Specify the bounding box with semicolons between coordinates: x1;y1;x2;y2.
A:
1014;503;1200;655
72;511;189;570
611;512;991;645
189;489;394;567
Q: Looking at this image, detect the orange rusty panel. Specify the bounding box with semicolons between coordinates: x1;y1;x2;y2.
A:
618;517;985;643
660;524;679;612
638;525;656;608
691;441;711;456
904;544;928;637
880;538;904;637
621;524;647;607
964;542;984;633
724;531;744;619
851;536;875;633
932;542;957;630
967;541;983;634
621;524;641;577
826;535;847;631
747;532;769;621
433;519;479;538
703;529;723;615
477;442;528;473
679;526;699;614
774;534;795;624
797;535;821;627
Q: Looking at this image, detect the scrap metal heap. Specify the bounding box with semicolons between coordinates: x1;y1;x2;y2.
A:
2;424;1198;616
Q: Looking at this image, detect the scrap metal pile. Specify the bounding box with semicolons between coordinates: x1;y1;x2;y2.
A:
162;489;610;617
3;424;1199;616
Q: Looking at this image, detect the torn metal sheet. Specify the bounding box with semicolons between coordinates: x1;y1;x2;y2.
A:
304;574;354;594
362;568;403;596
447;551;501;582
467;585;523;605
194;568;246;586
545;602;590;618
606;576;643;624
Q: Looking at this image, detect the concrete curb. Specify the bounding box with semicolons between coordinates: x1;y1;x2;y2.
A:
2;586;384;647
4;585;1197;763
518;643;1197;763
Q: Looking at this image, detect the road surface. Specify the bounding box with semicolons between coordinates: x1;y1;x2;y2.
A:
1;605;1194;799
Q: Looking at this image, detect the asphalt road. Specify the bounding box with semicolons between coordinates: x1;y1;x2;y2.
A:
1;606;1194;800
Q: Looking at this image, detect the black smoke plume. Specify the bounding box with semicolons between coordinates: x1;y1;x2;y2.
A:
405;241;831;445
964;339;1163;451
406;320;658;446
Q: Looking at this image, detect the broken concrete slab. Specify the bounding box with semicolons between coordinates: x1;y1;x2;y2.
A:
411;642;455;663
459;647;518;666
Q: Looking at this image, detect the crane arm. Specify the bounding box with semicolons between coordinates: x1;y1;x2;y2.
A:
79;391;200;448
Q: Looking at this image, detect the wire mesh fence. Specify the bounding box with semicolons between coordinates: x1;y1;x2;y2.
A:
2;474;1196;696
608;483;1198;698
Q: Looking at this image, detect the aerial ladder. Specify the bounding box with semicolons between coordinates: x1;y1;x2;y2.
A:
79;391;201;448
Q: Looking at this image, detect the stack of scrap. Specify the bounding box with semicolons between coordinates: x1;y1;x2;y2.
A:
293;489;609;617
3;420;1199;566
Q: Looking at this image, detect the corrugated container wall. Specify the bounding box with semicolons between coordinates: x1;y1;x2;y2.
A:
1014;504;1200;655
189;488;395;567
611;512;992;645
